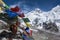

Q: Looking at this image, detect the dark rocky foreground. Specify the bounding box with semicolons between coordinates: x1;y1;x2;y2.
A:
0;29;60;40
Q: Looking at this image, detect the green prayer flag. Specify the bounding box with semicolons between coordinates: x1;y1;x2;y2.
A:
4;5;9;9
22;18;30;22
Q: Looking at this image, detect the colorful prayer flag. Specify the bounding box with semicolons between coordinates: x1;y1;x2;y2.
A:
4;5;9;9
19;13;25;18
0;0;9;9
25;22;31;27
10;6;20;12
0;7;2;11
25;27;30;33
0;0;5;5
30;30;32;36
5;10;18;18
23;18;30;22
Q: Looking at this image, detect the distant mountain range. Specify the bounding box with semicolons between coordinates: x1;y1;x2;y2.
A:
25;5;60;27
24;5;60;34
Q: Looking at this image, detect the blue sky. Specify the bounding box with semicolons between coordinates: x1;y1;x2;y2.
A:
3;0;60;12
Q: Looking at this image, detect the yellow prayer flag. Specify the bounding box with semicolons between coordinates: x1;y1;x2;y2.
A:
0;7;3;11
25;22;31;27
0;0;5;4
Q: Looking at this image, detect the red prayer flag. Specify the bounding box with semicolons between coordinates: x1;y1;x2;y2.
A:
30;30;32;36
19;13;25;18
10;6;20;12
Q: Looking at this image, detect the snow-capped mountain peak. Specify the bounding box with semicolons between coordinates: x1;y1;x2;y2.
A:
34;8;42;13
25;8;48;26
25;5;60;27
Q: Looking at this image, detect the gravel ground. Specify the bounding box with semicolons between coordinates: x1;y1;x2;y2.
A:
32;30;60;40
